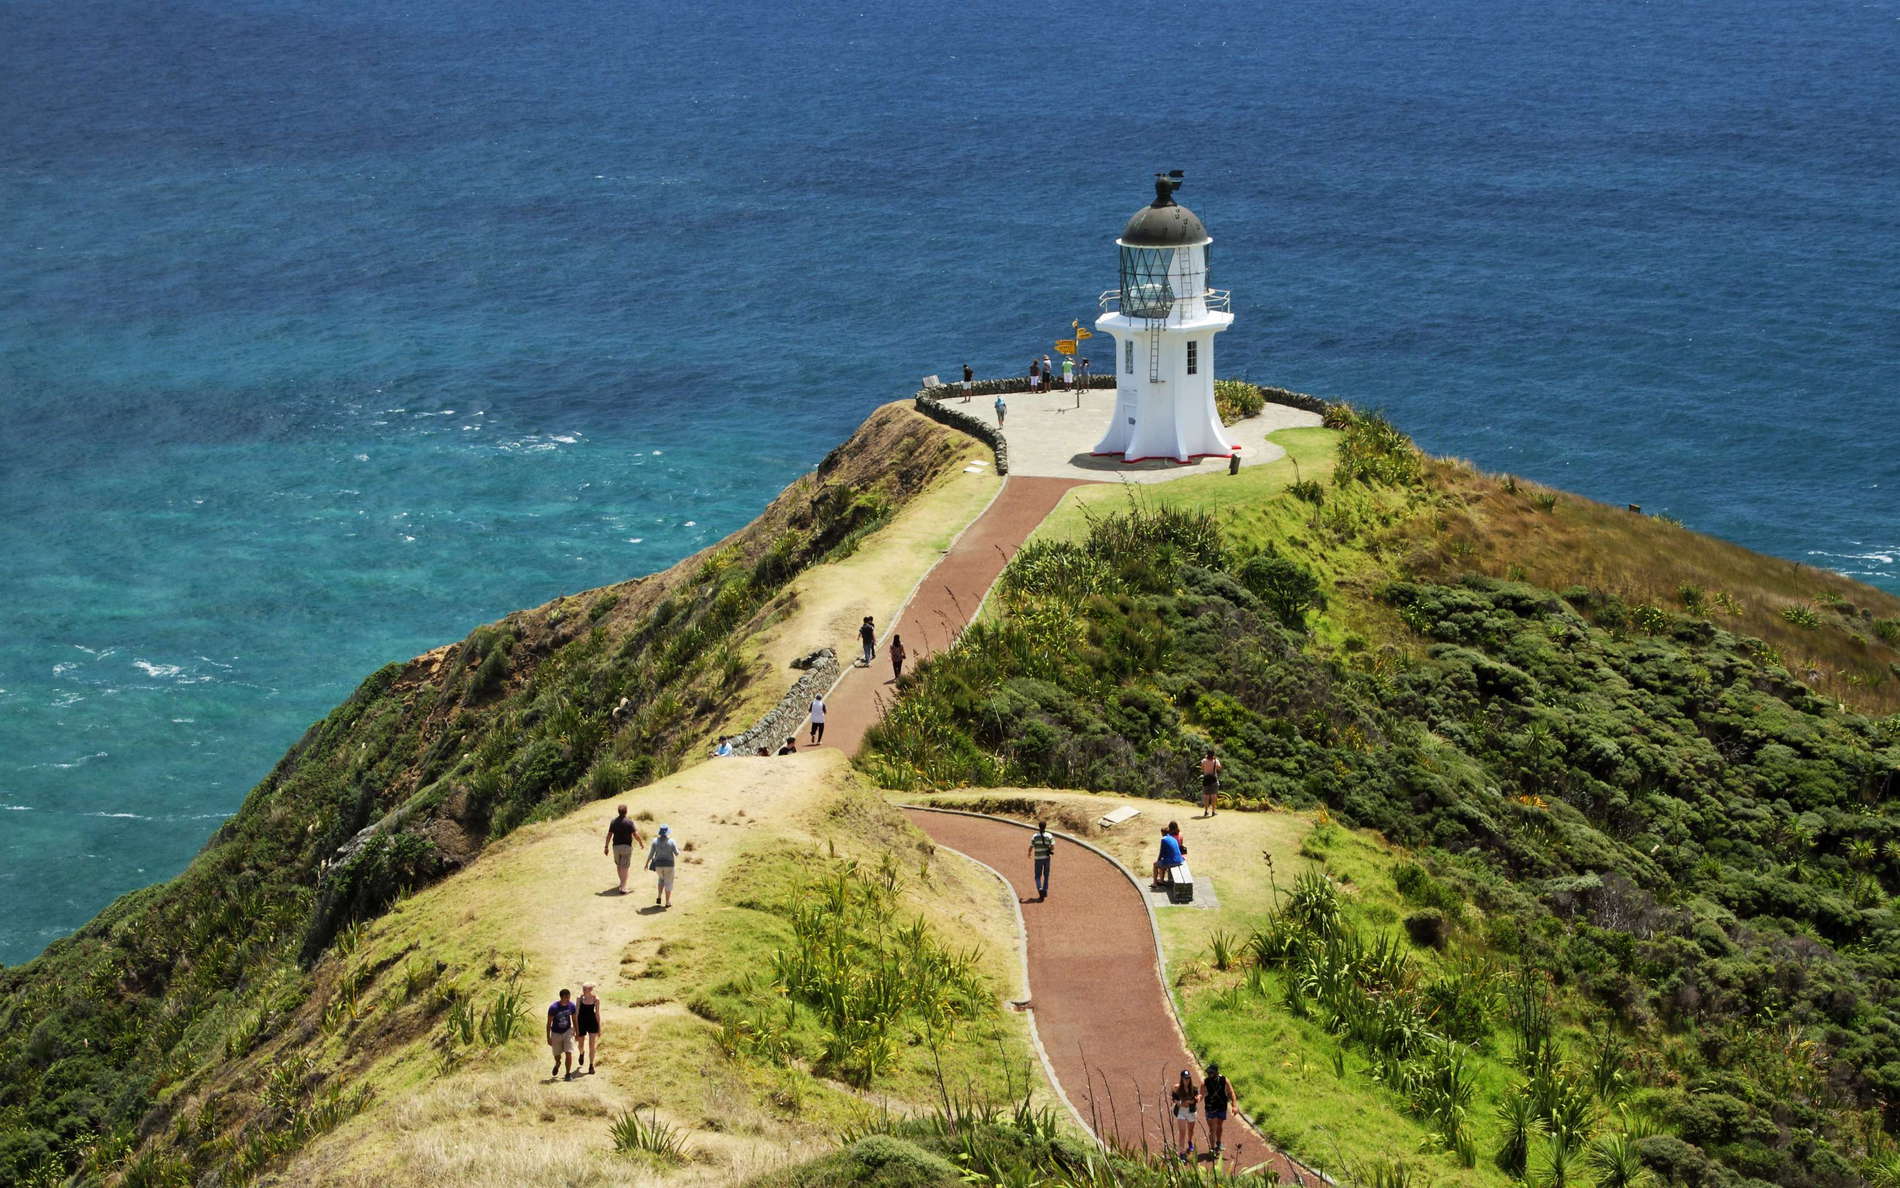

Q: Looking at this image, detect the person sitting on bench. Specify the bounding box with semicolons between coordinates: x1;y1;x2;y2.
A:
1152;827;1186;888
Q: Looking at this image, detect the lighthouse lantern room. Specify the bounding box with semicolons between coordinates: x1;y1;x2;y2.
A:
1091;171;1236;464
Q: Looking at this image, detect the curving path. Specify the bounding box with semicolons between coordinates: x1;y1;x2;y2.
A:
902;808;1312;1183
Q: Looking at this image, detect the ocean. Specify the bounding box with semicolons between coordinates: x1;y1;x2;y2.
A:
3;0;1896;964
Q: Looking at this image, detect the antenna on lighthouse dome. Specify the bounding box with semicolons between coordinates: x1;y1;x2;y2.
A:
1151;170;1185;207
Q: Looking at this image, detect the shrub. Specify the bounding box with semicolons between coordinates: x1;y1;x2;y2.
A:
1238;553;1323;629
1873;618;1899;646
1213;378;1266;424
1781;604;1822;629
609;1108;689;1163
1288;478;1326;505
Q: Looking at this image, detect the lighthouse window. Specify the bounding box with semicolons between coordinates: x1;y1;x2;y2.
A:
1125;340;1135;375
1186;341;1199;375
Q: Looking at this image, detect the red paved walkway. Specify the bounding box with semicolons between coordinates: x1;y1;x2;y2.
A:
819;476;1088;756
903;809;1310;1182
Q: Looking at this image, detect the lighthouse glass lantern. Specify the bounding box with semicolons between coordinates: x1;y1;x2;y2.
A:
1092;172;1235;463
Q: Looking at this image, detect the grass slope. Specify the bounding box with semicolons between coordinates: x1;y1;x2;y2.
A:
860;404;1900;1188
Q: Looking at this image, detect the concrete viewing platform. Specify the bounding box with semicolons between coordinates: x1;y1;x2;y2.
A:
970;385;1322;483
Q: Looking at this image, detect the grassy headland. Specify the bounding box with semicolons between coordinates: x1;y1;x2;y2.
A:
4;392;1899;1188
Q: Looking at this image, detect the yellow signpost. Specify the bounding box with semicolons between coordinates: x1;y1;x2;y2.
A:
1055;338;1077;355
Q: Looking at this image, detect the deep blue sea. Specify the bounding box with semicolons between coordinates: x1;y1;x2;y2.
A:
3;0;1896;963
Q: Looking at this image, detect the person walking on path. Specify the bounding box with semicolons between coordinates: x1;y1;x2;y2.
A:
1169;1069;1202;1161
994;394;1007;427
547;988;579;1080
1199;748;1223;817
808;694;827;745
962;363;974;401
604;805;643;894
1028;820;1056;901
646;825;680;908
575;983;602;1075
1202;1063;1236;1157
858;615;877;667
889;634;907;682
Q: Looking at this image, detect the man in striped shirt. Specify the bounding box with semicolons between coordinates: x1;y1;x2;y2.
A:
1028;821;1056;901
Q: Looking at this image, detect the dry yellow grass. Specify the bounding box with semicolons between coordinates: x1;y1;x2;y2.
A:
268;751;1048;1187
718;432;1000;733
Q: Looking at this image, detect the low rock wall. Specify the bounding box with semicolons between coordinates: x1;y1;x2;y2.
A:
729;648;838;755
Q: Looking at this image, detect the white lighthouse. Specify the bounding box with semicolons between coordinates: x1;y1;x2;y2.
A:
1091;172;1235;464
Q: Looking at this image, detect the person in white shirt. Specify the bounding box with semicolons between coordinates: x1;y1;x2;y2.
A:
808;695;827;745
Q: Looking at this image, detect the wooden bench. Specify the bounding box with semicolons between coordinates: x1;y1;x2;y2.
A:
1160;861;1194;904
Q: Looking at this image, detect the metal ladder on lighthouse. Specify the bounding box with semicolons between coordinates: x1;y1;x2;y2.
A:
1147;321;1164;383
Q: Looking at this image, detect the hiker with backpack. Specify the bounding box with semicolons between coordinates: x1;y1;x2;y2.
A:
1202;1063;1236;1156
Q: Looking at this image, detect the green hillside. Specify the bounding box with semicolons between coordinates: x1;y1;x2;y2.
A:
860;403;1900;1187
4;395;1899;1188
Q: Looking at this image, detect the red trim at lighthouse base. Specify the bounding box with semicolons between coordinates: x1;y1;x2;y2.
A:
1090;451;1237;465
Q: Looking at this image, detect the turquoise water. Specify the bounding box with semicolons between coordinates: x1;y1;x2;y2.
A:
3;0;1896;963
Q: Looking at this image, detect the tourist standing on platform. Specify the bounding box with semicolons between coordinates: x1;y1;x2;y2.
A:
962;363;974;400
1028;358;1041;391
1028;820;1056;900
858;615;877;666
994;394;1007;426
1061;356;1074;389
603;805;643;894
1199;748;1222;816
889;634;907;682
808;694;827;745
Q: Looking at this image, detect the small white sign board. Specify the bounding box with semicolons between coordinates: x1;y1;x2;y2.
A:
1097;805;1141;829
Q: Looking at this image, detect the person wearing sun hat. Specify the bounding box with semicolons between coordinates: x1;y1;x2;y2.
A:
646;824;680;908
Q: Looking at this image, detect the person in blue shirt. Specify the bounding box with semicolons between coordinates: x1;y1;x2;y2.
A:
547;988;579;1080
1152;828;1185;887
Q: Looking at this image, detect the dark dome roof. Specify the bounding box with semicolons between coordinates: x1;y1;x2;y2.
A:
1120;202;1208;247
1118;171;1209;246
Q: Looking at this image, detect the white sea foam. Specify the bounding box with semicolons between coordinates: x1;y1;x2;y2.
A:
84;811;150;820
52;662;77;676
134;660;184;679
2;804;31;811
551;434;578;444
35;752;108;770
683;520;697;527
627;538;643;543
355;453;369;462
171;718;195;723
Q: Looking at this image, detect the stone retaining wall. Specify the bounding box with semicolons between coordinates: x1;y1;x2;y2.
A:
728;648;837;755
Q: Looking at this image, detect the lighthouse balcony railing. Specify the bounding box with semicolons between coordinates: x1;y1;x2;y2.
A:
1097;288;1231;320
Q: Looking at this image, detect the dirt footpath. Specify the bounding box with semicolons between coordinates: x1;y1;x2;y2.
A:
902;808;1311;1183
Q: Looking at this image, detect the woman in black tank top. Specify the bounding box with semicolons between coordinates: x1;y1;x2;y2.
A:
576;983;602;1074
